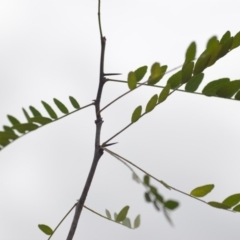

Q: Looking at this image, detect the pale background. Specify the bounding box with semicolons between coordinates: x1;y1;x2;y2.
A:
0;0;240;239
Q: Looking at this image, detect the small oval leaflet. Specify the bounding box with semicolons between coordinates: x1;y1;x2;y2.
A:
164;200;179;210
131;106;142;123
185;41;196;64
122;217;131;229
181;61;194;84
134;66;147;82
216;80;240;98
190;184;214;197
185;73;204;92
220;31;231;45
54;98;69;114
145;94;158;113
134;215;141;228
29;106;42;117
208;201;231;210
7;115;20;126
0;131;18;140
38;224;53;236
231;31;240;50
193;52;211;75
143;175;150;186
22;108;31;122
12;123;39;133
105;209;111;219
127;71;137;90
233;204;240;212
222;193;240;208
145;192;151;202
69;96;80;109
42;101;58;119
158;84;170;103
116;206;129;222
202;78;230;96
167;70;182;89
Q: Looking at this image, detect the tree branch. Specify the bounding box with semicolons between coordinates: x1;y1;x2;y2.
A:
66;1;106;239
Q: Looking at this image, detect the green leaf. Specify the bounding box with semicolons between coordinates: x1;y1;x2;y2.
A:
0;131;18;140
145;94;158;113
12;123;38;133
7;115;20;126
22;108;31;122
131;106;142;123
233;204;240;212
3;125;15;134
206;36;219;51
190;184;214;197
148;64;167;85
42;101;58;119
216;80;240;98
185;41;196;63
143;175;150;186
145;192;152;202
38;224;53;236
193;52;211;75
207;44;222;67
218;37;233;58
202;78;230;96
181;61;194;84
105;209;111;219
127;71;137;90
134;215;140;228
114;212;118;221
164;200;179;210
116;206;129;222
0;138;9;146
208;201;231;210
53;98;69;114
220;31;231;45
231;31;240;50
134;66;147;82
132;173;140;183
167;70;182;89
222;194;240;207
30;116;52;125
69;96;80;109
235;91;240;100
122;218;132;229
155;193;164;203
185;73;204;92
29;106;42;117
158;84;170;103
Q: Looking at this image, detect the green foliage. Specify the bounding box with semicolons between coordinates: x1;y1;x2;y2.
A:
158;84;170;103
231;31;240;50
222;194;240;207
54;98;69;114
193;52;211;75
216;80;240;98
42;101;58;119
167;70;182;89
105;209;111;219
131;106;142;123
29;106;42;117
185;73;204;92
148;63;167;85
181;61;194;84
202;78;230;96
134;66;148;82
190;184;214;197
38;224;53;236
69;96;80;109
127;71;137;90
145;94;158;113
116;206;129;222
185;41;196;64
208;201;231;210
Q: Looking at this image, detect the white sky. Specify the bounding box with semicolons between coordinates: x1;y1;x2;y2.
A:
1;0;240;239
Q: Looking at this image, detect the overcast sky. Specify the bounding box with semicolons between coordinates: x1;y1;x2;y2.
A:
1;0;240;239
